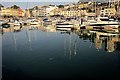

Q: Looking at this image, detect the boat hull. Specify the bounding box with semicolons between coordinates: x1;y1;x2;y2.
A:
30;22;39;25
56;24;73;28
14;24;20;26
2;23;10;28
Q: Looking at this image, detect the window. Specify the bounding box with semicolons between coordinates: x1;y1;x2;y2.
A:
105;13;108;15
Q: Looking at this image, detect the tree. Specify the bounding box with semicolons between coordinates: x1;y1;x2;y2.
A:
57;5;64;8
0;4;4;10
0;4;4;7
11;5;20;9
49;4;55;6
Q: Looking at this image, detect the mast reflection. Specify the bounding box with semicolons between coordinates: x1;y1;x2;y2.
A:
76;29;120;53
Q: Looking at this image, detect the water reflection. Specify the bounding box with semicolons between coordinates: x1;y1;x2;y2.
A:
1;25;120;53
61;31;78;60
75;29;120;53
2;25;120;80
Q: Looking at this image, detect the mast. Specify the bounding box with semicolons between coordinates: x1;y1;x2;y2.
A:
25;2;30;18
13;33;17;51
113;0;116;5
64;35;66;56
92;0;94;11
95;0;96;17
109;0;111;8
25;29;32;50
73;33;77;56
25;2;28;18
92;0;97;17
69;32;72;60
118;0;120;8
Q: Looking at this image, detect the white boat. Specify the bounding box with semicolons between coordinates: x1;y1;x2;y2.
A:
8;22;14;25
29;25;39;30
56;22;73;28
30;20;39;25
25;18;33;24
25;18;36;25
14;26;21;31
13;21;22;31
0;20;4;25
14;21;21;26
88;16;120;28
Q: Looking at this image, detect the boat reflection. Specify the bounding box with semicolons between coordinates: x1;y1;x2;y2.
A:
76;29;120;53
28;25;39;30
1;24;120;53
60;30;78;60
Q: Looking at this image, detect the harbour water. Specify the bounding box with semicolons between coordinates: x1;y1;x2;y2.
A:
2;27;120;80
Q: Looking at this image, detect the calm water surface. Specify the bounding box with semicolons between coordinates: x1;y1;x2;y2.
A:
2;28;120;80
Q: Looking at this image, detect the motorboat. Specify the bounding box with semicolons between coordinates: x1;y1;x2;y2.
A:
88;16;119;28
14;20;21;26
56;21;73;28
14;20;22;31
30;20;39;25
14;26;21;31
2;23;10;28
0;20;4;25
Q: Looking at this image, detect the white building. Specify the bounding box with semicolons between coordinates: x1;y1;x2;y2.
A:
100;8;116;17
46;5;58;16
32;5;57;17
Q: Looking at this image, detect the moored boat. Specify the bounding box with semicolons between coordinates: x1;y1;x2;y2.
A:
2;23;10;28
14;21;21;26
88;16;119;28
0;20;4;26
30;20;39;25
56;22;73;28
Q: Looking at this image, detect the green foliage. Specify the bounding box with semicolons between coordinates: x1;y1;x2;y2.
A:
11;5;20;9
57;5;64;8
0;4;4;7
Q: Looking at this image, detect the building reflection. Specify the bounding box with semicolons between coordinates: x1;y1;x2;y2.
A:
95;34;102;50
76;29;120;53
95;31;120;53
1;24;120;53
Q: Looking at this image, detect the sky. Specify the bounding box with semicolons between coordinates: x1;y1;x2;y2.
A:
0;2;73;9
0;0;119;9
0;0;119;2
1;0;82;2
1;0;114;2
0;0;84;9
